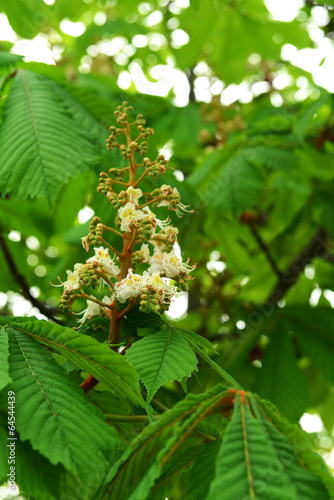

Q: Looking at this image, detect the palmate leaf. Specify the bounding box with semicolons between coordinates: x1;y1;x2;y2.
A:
206;394;330;500
96;384;228;500
254;320;308;422
125;324;198;403
5;326;119;498
10;320;144;407
0;326;12;390
0;69;99;207
124;309;241;391
127;393;223;500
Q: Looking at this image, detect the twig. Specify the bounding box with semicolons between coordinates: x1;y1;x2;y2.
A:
80;375;99;394
151;398;169;412
321;252;334;265
266;226;329;306
247;220;282;278
0;223;63;323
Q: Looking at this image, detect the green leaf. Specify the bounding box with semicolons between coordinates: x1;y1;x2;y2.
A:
293;93;331;140
97;384;227;500
5;326;119;497
127;395;220;500
125;324;198;403
184;439;221;500
0;51;23;72
206;394;330;500
320;392;334;435
195;154;265;216
177;326;218;352
181;331;243;390
285;306;334;384
243;145;299;171
0;69;99;207
254;321;308;422
10;320;145;407
259;397;334;498
0;326;12;390
0;418;63;500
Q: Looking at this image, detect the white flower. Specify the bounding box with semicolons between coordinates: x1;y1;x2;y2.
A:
150;226;179;250
51;269;81;291
74;263;85;272
114;269;143;303
142;206;169;231
148;249;193;278
137;243;151;263
81;235;90;252
76;299;101;325
157;184;192;217
162;226;179;241
64;270;81;290
118;203;146;232
102;295;114;306
126;186;143;205
141;271;174;296
87;246;120;276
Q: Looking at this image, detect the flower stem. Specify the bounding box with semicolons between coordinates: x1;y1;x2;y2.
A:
102;225;123;238
133;170;148;188
138;196;163;210
117;297;139;319
80;293;111;308
101;238;121;257
94;271;114;289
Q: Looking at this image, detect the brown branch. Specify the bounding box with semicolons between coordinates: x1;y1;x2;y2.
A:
187;67;196;103
0;223;63;323
247;220;282;278
80;375;99;394
266;226;329;306
321;252;334;265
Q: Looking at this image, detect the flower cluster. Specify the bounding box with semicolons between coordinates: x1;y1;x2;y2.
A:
52;103;195;338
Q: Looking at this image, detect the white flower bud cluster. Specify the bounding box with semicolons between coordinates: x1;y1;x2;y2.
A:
112;186;195;313
54;181;195;320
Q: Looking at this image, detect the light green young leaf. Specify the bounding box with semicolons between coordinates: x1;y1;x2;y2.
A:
10;320;144;407
0;69;99;207
125;324;198;403
6;326;119;498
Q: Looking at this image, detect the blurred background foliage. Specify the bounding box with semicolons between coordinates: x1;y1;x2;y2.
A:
0;0;334;471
